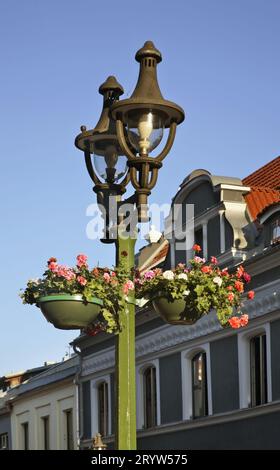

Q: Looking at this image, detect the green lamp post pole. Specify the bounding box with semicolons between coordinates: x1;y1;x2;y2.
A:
75;41;184;450
115;228;137;449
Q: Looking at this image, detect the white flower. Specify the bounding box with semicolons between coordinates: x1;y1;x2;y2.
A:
183;290;190;296
178;273;188;280
213;276;222;287
163;270;175;280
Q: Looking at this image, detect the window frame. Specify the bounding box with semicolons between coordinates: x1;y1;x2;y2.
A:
181;343;212;420
238;322;272;409
136;359;161;430
191;351;209;419
0;433;9;450
90;374;111;437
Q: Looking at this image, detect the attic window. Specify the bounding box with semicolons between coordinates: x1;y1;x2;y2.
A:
271;219;280;245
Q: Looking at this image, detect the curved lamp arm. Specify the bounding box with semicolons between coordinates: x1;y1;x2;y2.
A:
157;122;177;162
147;167;159;191
116;119;135;161
84;151;101;186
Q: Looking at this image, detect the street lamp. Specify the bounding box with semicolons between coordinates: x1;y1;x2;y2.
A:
75;41;184;450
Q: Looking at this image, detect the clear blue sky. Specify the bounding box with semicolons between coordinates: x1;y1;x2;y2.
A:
0;0;279;375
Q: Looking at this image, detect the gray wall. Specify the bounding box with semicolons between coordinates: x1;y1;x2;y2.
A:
270;318;280;401
183;182;218;218
159;353;182;424
207;216;221;257
137;410;280;449
82;381;91;439
210;336;239;413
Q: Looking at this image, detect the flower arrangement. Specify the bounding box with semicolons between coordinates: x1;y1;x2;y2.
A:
20;254;135;334
134;245;254;328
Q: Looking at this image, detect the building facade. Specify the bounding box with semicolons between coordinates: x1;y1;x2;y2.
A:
1;357;79;450
73;156;280;450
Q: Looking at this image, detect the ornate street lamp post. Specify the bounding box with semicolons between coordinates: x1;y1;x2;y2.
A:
75;41;184;450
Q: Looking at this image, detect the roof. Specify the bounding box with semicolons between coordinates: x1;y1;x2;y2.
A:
242;156;280;189
244;186;280;220
7;356;79;400
139;241;169;273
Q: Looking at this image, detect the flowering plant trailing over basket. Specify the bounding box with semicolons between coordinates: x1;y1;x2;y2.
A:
20;254;135;334
134;245;254;329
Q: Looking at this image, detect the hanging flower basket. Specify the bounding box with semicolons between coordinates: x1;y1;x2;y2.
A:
152;293;202;325
38;294;103;330
135;245;255;329
20;254;135;334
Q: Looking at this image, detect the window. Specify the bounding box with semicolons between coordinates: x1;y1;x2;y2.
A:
271;219;280;244
22;422;29;450
97;381;109;437
192;352;208;418
0;433;9;450
42;416;50;450
250;334;267;407
64;410;74;450
143;366;157;428
194;228;204;256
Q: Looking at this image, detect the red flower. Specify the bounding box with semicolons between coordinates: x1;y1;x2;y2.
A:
227;285;233;291
221;268;229;277
192;244;201;252
247;290;255;300
211;256;218;265
121;251;128;257
201;266;212;274
228;316;241;329
237;265;245;278
240;314;249;327
234;280;244;293
228;292;235;302
243;272;251;283
47;257;57;265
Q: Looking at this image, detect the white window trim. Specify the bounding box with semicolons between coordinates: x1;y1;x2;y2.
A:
136;359;161;430
181;343;213;420
238;322;272;409
90;374;111;436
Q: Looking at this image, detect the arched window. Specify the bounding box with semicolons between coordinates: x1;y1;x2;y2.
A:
97;381;109;436
192;351;208;418
143;366;157;428
250;333;267;407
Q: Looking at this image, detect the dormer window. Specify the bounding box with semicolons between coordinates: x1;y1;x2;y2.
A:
271;219;280;244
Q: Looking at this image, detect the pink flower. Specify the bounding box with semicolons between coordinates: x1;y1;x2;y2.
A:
211;256;218;265
240;314;249;327
56;265;75;281
111;271;116;277
243;272;251;283
177;263;185;269
228;292;235;302
144;270;155;280
77;276;87;286
247;290;255;300
228;316;241;329
194;256;206;263
123;280;134;295
49;261;58;272
103;273;110;283
76;254;88;268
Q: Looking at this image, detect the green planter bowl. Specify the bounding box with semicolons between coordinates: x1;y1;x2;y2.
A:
152;295;202;325
38;294;103;330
